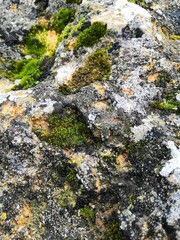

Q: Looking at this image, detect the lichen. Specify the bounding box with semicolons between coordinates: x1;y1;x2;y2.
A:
54;184;77;208
170;35;180;41
59;49;111;94
75;21;107;49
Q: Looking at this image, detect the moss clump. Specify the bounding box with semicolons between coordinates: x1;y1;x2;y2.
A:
54;185;77;208
35;110;92;148
59;49;111;94
66;0;82;4
75;22;107;49
51;8;76;34
24;20;60;58
66;165;79;185
80;207;95;221
11;58;42;90
58;18;85;42
24;30;46;57
153;99;180;113
102;221;124;240
152;87;180;114
128;0;148;9
157;71;172;83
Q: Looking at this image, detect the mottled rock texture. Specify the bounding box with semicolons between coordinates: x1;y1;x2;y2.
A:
0;0;179;239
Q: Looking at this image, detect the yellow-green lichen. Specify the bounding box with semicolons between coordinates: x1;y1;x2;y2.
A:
170;35;180;41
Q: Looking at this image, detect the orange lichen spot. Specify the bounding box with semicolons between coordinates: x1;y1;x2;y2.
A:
1;102;24;117
92;101;108;110
121;87;134;96
148;73;158;82
92;82;106;95
17;204;32;227
66;38;78;51
30;117;49;132
37;17;48;27
9;4;17;12
115;153;131;172
0;80;15;94
93;129;101;138
144;60;156;71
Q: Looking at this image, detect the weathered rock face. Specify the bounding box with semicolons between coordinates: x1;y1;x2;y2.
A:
0;0;179;239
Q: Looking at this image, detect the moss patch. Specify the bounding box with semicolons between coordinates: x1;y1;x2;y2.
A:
75;22;107;49
54;184;77;208
24;28;46;57
66;0;82;4
59;49;111;94
153;98;180;113
10;58;42;90
102;221;124;240
152;87;180;114
24;19;60;58
34;109;92;149
58;18;85;43
80;207;95;221
128;0;148;9
51;8;76;34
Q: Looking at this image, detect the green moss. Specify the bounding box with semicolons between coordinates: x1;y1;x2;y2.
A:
11;58;42;90
35;110;92;148
152;88;180;114
24;30;46;57
128;0;148;9
153;99;180;113
80;207;95;221
102;221;124;240
75;22;107;49
66;166;79;185
51;8;76;34
157;71;172;83
170;35;180;40
58;18;85;42
54;185;77;208
59;49;111;94
66;0;82;4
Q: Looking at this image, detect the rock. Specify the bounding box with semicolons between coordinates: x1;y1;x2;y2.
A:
0;0;179;239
